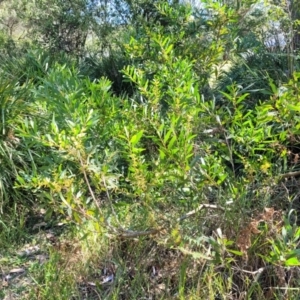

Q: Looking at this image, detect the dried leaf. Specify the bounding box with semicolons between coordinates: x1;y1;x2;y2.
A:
263;207;275;221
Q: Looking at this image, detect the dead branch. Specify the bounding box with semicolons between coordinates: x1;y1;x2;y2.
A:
117;228;161;238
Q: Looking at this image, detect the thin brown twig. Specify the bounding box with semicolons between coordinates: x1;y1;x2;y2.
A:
178;204;225;222
117;228;162;238
79;155;102;213
280;170;300;178
101;174;120;226
233;266;270;282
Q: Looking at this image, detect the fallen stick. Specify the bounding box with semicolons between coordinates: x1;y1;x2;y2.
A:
178;204;225;222
280;170;300;178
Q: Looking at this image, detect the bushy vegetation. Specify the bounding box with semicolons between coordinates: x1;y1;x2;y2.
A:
1;0;300;299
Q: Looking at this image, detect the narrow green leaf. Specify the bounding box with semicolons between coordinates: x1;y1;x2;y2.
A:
159;149;166;160
287;104;300;112
132;147;145;153
163;129;173;144
286;249;300;259
227;249;243;256
285;257;300;266
131;130;144;146
168;135;177;150
236;93;249;104
165;44;173;54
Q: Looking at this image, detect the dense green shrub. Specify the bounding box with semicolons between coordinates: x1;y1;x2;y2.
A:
1;1;300;299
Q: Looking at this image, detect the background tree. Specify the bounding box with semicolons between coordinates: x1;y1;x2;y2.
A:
14;0;100;56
